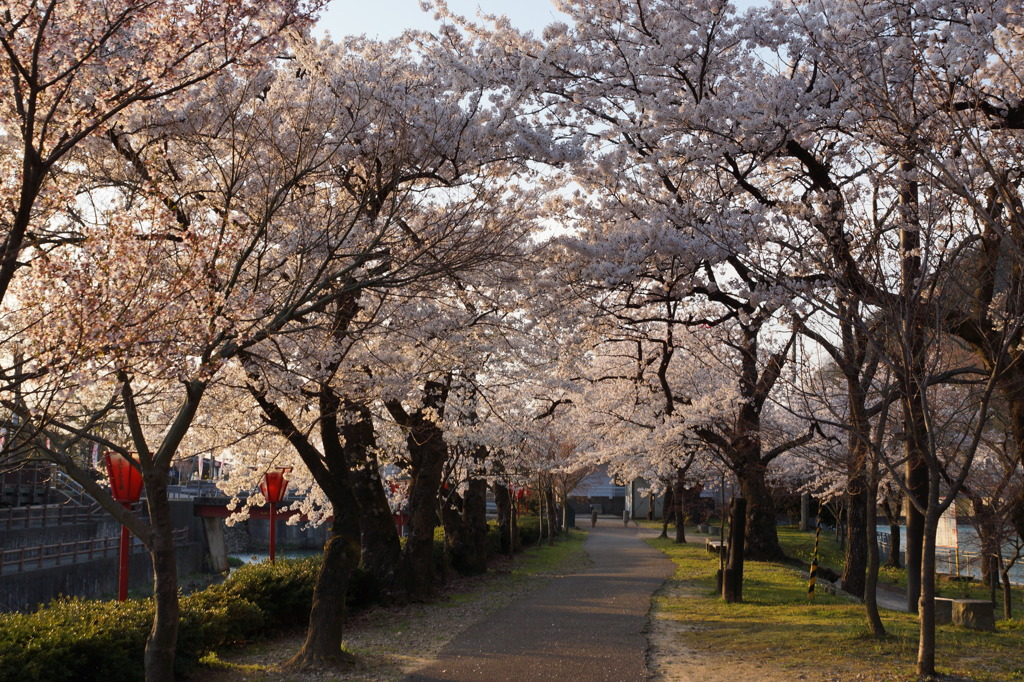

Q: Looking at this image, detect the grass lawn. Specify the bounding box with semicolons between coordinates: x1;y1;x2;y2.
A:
647;532;1024;681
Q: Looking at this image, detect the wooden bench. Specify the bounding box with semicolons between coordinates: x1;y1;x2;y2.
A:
706;538;726;555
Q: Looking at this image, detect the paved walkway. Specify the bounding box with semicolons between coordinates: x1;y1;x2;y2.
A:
406;522;675;681
875;583;910;612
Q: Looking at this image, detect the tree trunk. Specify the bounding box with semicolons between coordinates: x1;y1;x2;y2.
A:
905;455;928;612
144;472;179;682
441;478;489;576
881;493;903;568
1001;376;1024;544
536;482;546;546
660;484;673;539
399;440;446;598
841;476;868;599
246;377;363;666
673;470;686;544
972;501;1000;588
494;481;512;554
800;492;810;532
723;497;747;603
288;525;359;668
288;384;365;667
388;381;449;599
511;494;520;554
864;451;886;636
344;401;403;597
462;476;490;570
903;389;929;612
916;504;940;677
544;483;558;545
887;520;902;568
737;464;784;561
899;155;928;615
1000;556;1013;620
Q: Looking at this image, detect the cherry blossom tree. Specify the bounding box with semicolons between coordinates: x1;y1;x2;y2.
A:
0;0;324;388
214;27;562;663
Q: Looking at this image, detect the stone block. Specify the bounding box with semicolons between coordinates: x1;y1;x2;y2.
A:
933;597;954;625
952;599;996;631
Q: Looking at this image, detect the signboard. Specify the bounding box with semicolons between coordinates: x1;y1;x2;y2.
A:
935;505;959;549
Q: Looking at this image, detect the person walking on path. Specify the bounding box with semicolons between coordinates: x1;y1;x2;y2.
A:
406;523;674;681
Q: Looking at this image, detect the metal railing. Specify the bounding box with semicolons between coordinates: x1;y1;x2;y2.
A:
0;504;100;530
49;470;101;510
1;528;188;574
877;532;1024;586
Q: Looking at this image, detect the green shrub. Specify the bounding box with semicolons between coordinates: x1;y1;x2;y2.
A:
0;598;151;682
486;521;504;555
516;515;542;546
483;516;549;556
220;556;319;628
179;588;264;649
0;554;384;682
432;526;448;575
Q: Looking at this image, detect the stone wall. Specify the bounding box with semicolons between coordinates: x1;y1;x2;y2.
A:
223;520;252;553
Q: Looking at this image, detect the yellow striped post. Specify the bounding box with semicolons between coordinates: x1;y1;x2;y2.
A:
808;507;821;600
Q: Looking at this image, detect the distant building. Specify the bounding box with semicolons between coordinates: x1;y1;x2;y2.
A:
626;478;664;519
568;465;626;516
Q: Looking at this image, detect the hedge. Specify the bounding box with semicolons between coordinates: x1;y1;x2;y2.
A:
0;519;556;681
0;559;314;682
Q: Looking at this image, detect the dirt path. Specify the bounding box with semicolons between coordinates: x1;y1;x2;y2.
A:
405;523;675;682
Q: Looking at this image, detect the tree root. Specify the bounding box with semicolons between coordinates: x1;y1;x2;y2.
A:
284;648;357;671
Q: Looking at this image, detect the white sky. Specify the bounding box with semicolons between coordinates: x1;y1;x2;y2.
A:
318;0;567;40
317;0;765;40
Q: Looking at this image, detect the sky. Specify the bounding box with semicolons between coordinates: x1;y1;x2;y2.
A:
317;0;567;40
318;0;765;40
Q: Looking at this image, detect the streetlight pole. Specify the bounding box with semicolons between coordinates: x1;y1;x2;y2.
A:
104;452;144;601
260;467;292;563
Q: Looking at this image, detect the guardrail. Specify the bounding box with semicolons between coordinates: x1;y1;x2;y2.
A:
1;528;188;574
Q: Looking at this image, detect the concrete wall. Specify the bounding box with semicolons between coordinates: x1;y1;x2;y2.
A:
0;541;206;612
0;519;121;549
1;499;208;612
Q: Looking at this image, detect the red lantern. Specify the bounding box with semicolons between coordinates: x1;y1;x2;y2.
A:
261;467;292;563
103;452;143;602
104;451;144;503
259;467;292;504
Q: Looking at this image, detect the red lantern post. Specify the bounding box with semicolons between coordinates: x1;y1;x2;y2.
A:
103;452;144;601
260;467;292;563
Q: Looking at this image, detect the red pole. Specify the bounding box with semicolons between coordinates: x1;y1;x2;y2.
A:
118;502;130;601
269;502;276;563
